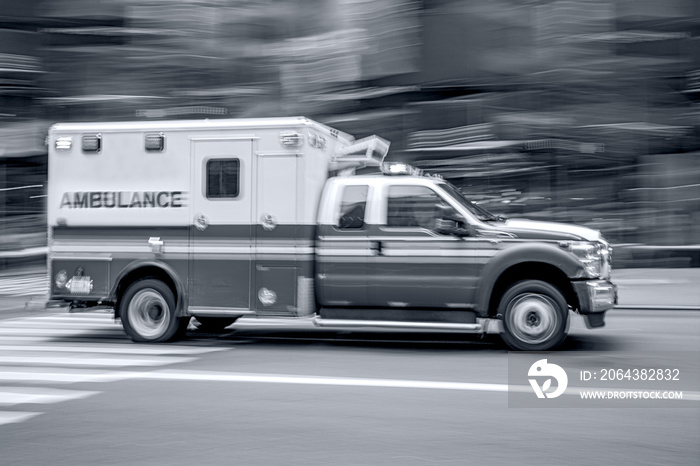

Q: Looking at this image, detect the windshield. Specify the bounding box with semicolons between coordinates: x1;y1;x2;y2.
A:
438;182;502;222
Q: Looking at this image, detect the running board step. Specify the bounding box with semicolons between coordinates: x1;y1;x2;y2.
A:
312;317;484;332
233;316;502;334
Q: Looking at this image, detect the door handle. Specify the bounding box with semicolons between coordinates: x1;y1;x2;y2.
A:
194;213;209;231
261;213;277;231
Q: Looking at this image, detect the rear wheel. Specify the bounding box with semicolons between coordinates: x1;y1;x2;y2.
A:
499;280;569;351
120;279;189;342
194;317;237;332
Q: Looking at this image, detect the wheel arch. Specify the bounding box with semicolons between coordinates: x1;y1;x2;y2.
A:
110;260;187;318
473;242;583;317
484;261;580;318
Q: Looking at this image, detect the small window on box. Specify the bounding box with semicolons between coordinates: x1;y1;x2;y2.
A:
206;158;240;199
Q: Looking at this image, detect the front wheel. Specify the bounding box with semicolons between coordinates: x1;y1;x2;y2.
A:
120;279;189;343
499;280;569;351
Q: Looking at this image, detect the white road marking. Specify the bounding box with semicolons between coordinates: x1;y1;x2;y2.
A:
0;314;231;427
0;355;196;367
0;387;99;406
0;411;42;426
0;344;228;355
0;328;122;336
23;315;114;322
0;367;135;384
136;371;700;401
0;321;121;329
0;336;53;343
138;370;517;391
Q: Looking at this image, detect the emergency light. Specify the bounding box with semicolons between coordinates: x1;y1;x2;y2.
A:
55;136;72;151
381;162;422;176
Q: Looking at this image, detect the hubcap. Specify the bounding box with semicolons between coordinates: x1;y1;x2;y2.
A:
128;289;170;339
506;293;559;345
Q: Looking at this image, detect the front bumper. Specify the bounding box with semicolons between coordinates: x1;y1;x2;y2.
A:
572;279;618;329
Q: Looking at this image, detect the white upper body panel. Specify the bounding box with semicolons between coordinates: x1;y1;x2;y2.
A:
48;117;355;227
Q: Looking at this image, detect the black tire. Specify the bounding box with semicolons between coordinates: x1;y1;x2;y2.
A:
194;317;237;332
120;279;189;343
499;280;569;351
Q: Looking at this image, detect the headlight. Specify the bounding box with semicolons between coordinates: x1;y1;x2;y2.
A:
567;242;604;278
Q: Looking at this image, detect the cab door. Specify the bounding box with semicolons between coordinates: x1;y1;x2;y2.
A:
190;138;254;310
315;183;372;307
366;184;482;309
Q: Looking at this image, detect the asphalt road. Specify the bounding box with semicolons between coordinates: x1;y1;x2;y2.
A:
0;309;698;466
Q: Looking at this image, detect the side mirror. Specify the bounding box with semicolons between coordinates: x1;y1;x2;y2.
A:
435;205;471;236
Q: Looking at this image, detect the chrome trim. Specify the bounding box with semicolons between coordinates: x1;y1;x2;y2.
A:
312;317;483;332
188;307;256;317
586;280;617;312
51;254;113;261
256;151;302;157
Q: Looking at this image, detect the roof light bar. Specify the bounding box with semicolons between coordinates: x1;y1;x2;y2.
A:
381;162;423;176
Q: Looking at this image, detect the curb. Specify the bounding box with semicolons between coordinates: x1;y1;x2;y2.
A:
614;305;700;311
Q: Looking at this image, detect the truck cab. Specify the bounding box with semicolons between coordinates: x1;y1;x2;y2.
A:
313;164;617;350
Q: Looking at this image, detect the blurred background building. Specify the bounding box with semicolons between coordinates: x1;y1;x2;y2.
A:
1;0;699;267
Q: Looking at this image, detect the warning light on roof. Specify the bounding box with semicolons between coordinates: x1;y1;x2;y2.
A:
382;162;422;176
55;137;72;151
279;131;303;147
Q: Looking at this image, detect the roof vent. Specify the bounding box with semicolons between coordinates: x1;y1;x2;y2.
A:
145;133;165;151
81;134;101;153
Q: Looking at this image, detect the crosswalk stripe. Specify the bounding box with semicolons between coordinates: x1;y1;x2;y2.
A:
0;336;53;343
9;313;114;320
0;312;230;427
0;328;123;336
0;355;196;367
0;411;42;426
0;367;138;384
0;344;227;355
0;321;121;329
0;387;99;406
21;315;115;323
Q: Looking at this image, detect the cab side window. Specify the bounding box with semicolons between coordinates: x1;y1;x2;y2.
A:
386;186;448;229
338;185;368;229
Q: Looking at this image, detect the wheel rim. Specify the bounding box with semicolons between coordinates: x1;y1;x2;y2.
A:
506;293;560;345
127;289;170;339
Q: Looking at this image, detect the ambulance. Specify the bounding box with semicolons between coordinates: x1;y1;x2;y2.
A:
47;117;617;351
